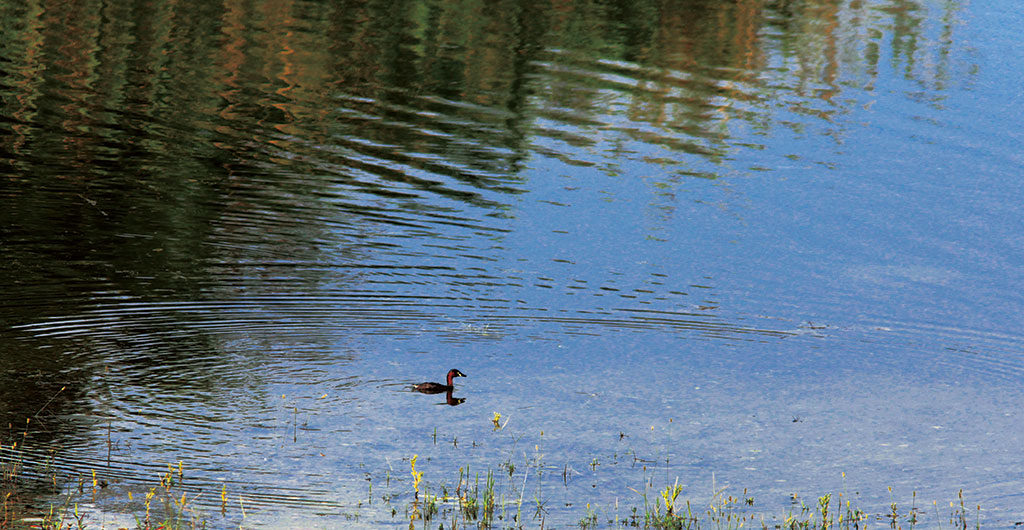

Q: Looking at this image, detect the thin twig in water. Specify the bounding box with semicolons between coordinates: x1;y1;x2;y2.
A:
76;194;108;216
34;386;66;417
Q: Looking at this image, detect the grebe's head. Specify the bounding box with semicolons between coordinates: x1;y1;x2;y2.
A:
448;369;467;378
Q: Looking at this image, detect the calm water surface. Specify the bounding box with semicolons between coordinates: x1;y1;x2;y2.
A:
2;0;1023;528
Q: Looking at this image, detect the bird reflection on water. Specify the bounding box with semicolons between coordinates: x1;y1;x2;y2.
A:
442;390;464;407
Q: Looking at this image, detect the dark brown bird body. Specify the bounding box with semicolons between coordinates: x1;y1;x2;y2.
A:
413;368;466;394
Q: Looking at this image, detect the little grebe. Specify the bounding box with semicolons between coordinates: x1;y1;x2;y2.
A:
413;369;466;394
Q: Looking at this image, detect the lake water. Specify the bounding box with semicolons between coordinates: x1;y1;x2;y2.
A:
2;0;1023;528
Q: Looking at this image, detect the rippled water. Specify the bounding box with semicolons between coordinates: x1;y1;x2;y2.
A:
2;0;1023;528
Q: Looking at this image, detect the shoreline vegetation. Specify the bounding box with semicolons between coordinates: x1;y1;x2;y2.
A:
2;431;984;530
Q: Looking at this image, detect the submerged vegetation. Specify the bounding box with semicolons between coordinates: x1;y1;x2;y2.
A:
2;416;985;530
404;452;982;530
2;441;204;530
